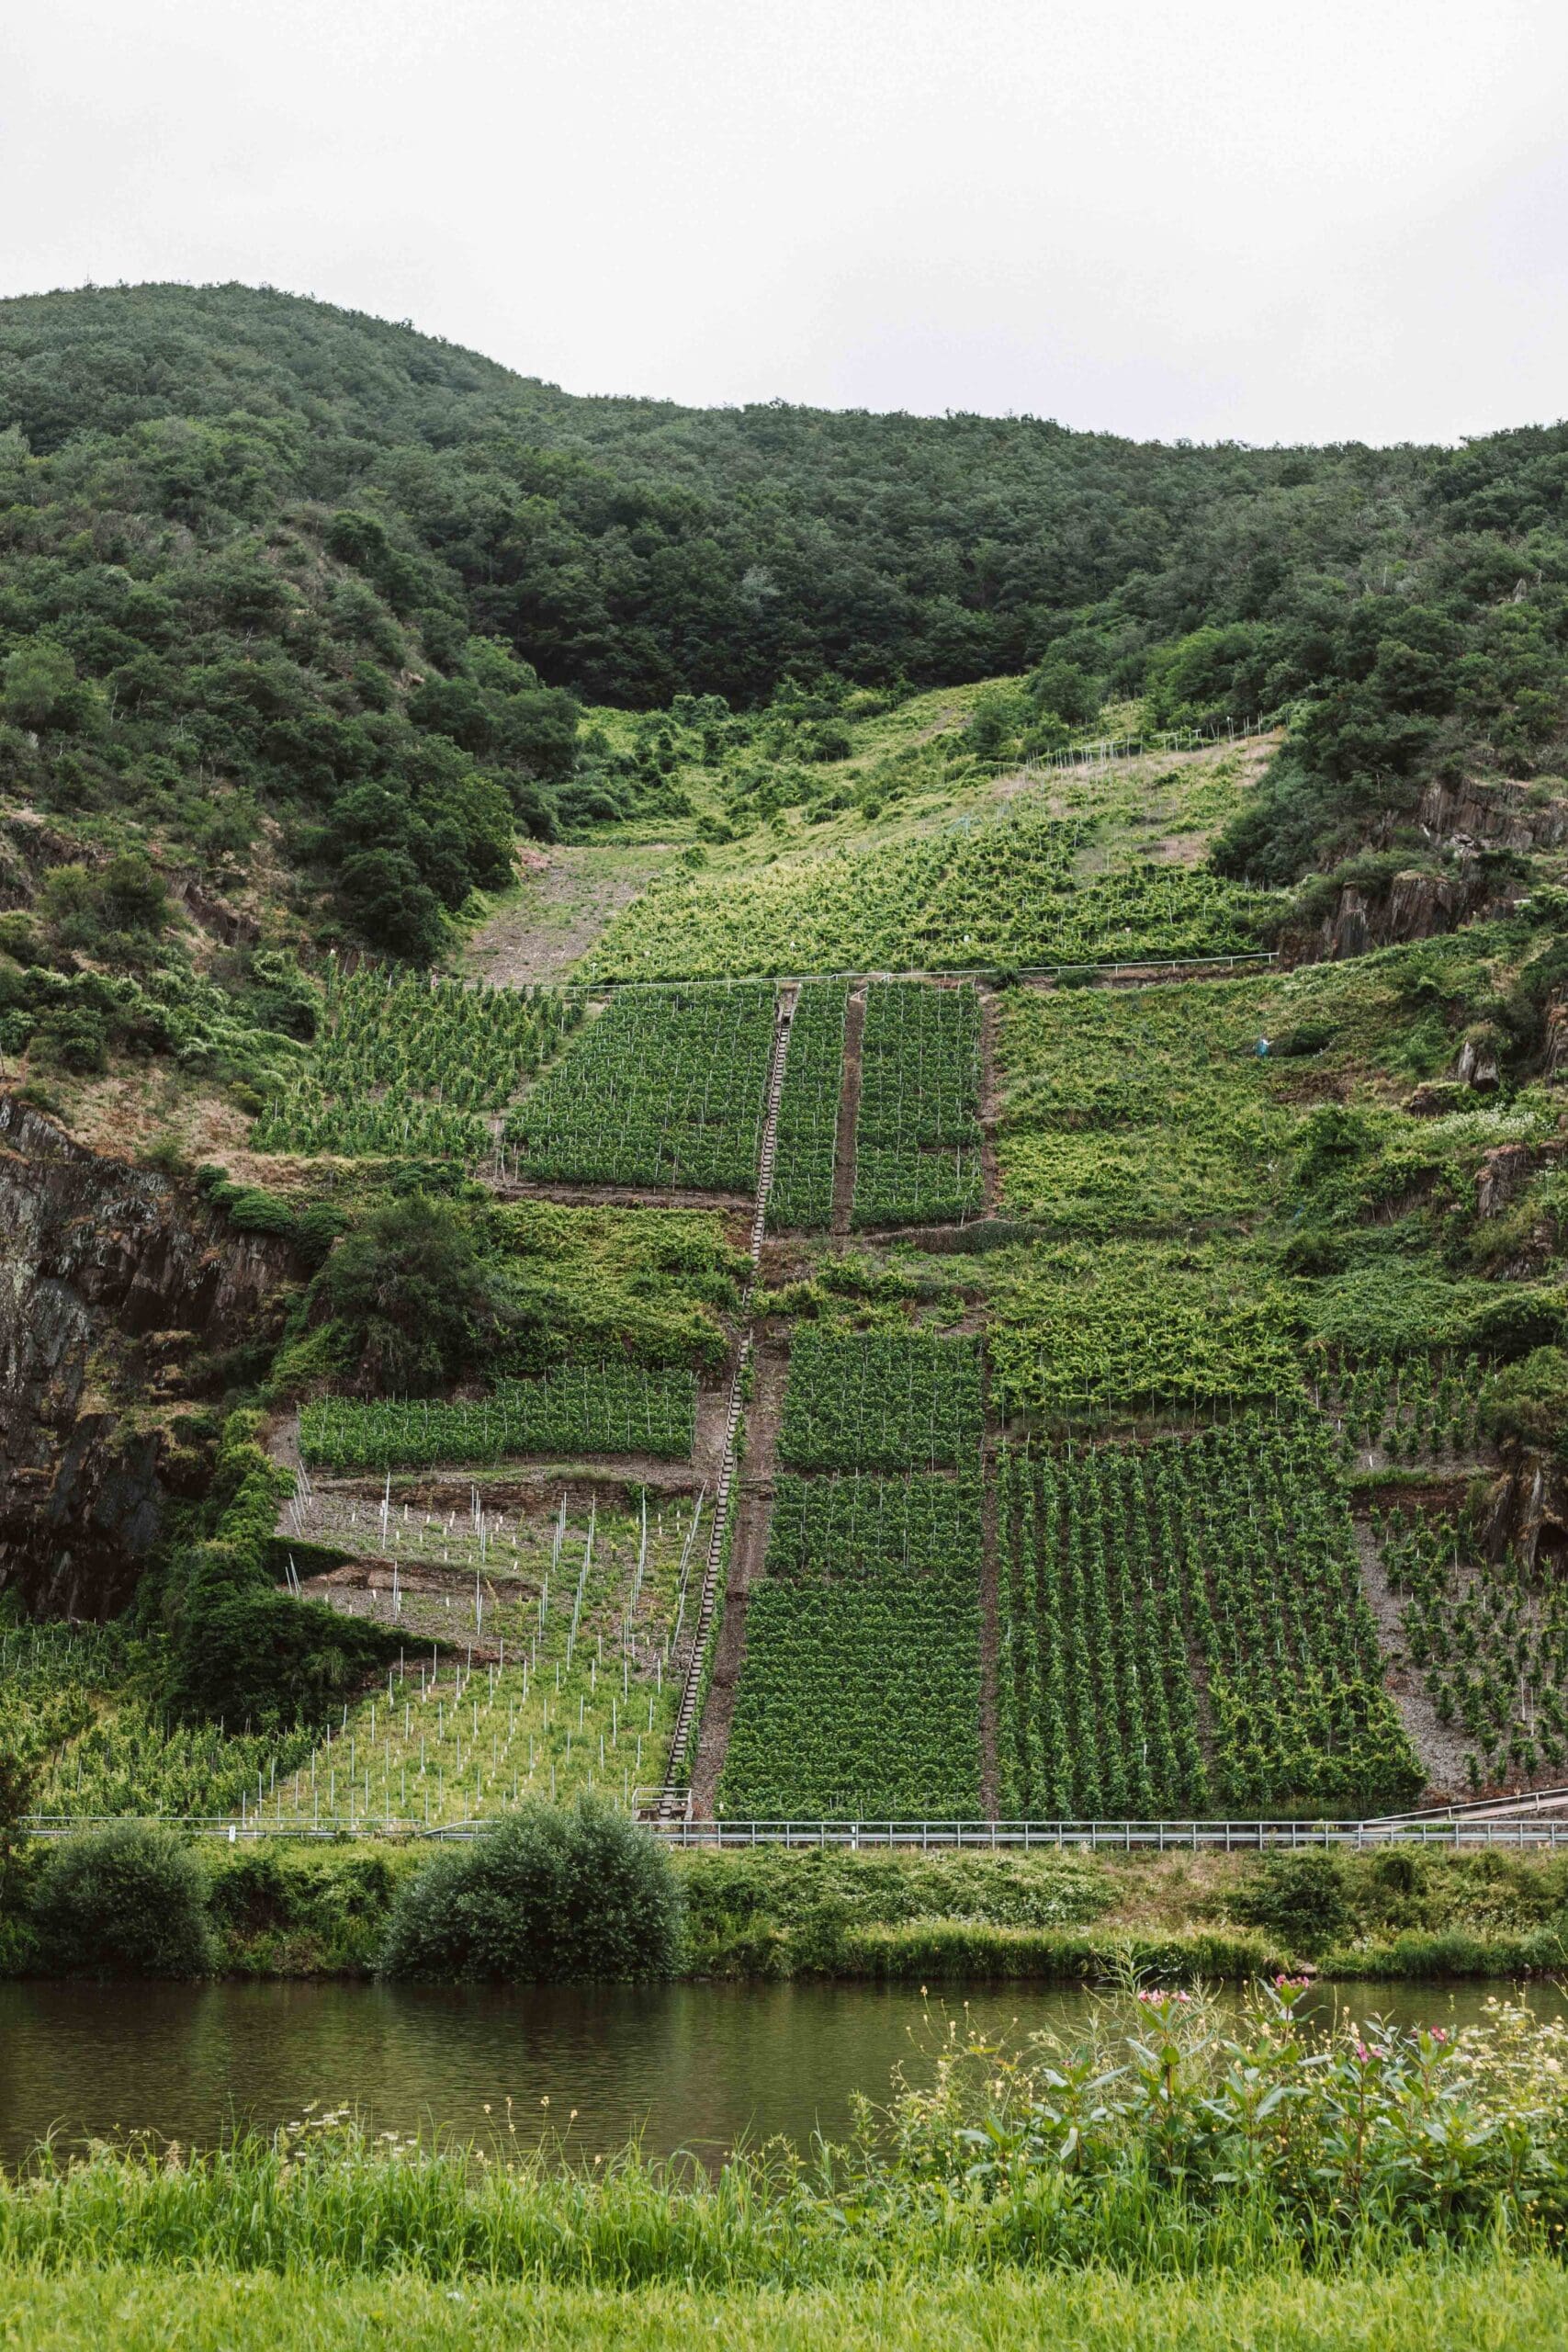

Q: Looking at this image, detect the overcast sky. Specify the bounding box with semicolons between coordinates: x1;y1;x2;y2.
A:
7;0;1568;445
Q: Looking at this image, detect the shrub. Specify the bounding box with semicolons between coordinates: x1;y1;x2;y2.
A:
1482;1346;1568;1457
34;1823;216;1976
379;1797;682;1984
1233;1849;1351;1955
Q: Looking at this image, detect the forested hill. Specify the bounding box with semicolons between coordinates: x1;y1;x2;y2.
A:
0;279;1565;961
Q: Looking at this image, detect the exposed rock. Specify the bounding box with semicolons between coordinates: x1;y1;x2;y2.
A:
1403;1080;1466;1117
1280;869;1497;966
0;1096;296;1618
166;872;259;947
1418;776;1568;854
1454;1033;1502;1091
1545;991;1568;1080
1478;1452;1568;1577
1476;1143;1536;1216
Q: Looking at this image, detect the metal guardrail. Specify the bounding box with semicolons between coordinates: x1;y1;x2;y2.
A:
23;1812;1568;1850
645;1817;1568;1852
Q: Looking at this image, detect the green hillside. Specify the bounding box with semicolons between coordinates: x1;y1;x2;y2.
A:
2;283;1568;1846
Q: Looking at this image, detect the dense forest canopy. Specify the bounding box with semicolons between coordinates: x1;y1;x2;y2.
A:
0;279;1565;951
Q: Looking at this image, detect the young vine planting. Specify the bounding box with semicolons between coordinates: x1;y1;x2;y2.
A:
244;1498;697;1825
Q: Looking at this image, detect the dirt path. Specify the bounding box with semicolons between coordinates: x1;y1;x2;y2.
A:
977;984;1000;1214
830;985;866;1241
689;1333;789;1814
976;1353;1002;1818
464;844;673;986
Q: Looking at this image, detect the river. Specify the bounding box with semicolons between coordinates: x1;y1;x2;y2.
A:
0;1974;1551;2165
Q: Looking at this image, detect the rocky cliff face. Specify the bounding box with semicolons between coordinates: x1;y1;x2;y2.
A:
0;1098;293;1618
1481;1450;1568;1578
1417;777;1568;855
1280;871;1503;966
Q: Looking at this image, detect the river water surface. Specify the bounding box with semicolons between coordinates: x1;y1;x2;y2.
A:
0;1976;1553;2165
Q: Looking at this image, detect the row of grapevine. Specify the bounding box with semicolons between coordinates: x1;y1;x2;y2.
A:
852;981;983;1227
777;1329;983;1471
997;1410;1422;1817
253;967;584;1159
1314;1353;1490;1464
298;1365;697;1472
765;981;848;1229
505;985;776;1191
717;1470;984;1817
1381;1504;1568;1789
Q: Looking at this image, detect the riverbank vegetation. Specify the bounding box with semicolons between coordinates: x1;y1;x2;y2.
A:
4;1985;1568;2340
8;1822;1568;1985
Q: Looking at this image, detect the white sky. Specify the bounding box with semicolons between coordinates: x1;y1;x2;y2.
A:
6;0;1568;444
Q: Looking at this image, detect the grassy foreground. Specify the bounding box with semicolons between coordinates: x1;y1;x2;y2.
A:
0;2260;1562;2352
3;1987;1568;2346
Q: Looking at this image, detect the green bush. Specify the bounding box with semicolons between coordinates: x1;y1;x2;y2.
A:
1233;1849;1351;1956
1482;1347;1568;1457
34;1823;216;1977
379;1798;683;1984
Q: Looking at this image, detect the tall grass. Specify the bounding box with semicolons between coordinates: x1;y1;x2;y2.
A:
3;1986;1567;2287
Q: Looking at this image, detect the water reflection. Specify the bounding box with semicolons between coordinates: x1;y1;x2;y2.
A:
0;1974;1553;2166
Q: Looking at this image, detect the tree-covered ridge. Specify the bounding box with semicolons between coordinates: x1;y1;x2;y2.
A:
2;279;1565;949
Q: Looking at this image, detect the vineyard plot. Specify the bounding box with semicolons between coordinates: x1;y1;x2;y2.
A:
852;981;983;1227
253;967;584;1162
298;1365;698;1472
717;1470;984;1817
505;986;776;1191
987;1239;1300;1419
997;1412;1422;1819
582;802;1274;981
765;981;848;1229
256;1498;702;1825
778;1330;983;1472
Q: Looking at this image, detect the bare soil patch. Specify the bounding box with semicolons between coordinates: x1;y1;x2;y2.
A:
464;844;673;986
1353;1514;1469;1798
977;1369;1001;1820
977;985;999;1213
830;986;866;1241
